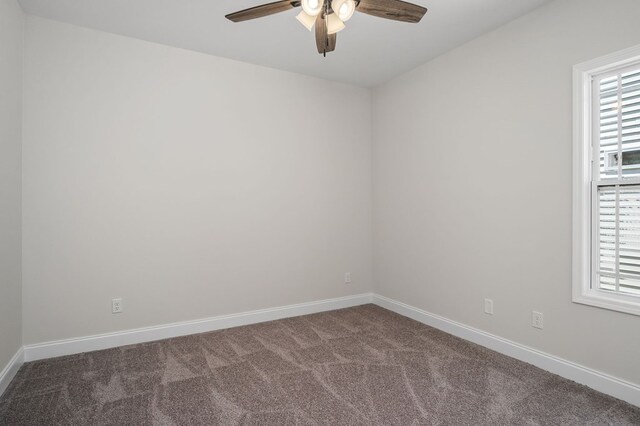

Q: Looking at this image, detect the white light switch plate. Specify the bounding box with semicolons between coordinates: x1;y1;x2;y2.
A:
484;298;494;315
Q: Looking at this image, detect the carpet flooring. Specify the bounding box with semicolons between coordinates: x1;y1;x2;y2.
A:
1;304;639;425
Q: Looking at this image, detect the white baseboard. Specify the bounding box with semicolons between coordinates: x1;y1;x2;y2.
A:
23;293;374;362
15;291;640;408
0;347;24;398
373;293;640;408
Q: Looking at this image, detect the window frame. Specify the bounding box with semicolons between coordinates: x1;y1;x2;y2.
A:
573;45;640;316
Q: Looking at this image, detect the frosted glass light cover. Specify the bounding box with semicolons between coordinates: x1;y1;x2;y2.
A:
302;0;325;17
326;13;345;34
296;10;316;31
331;0;355;22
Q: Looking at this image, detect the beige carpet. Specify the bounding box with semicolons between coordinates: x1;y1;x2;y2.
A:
1;304;639;425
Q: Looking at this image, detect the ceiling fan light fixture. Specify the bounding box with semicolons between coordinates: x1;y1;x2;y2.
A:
331;0;356;22
326;13;345;34
296;10;316;31
301;0;325;17
225;0;428;55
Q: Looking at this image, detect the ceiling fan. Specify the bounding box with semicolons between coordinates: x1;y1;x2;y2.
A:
225;0;428;56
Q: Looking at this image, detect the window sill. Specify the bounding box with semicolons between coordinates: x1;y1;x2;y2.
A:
573;290;640;316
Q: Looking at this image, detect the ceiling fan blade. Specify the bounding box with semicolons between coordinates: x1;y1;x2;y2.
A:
327;32;336;52
226;1;297;23
356;0;427;23
315;14;337;54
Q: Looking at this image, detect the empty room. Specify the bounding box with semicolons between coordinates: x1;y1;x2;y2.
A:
1;0;640;424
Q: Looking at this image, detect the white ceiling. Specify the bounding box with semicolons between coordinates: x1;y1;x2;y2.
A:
18;0;551;87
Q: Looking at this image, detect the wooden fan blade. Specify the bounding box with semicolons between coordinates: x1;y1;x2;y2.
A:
226;1;297;23
357;0;427;23
327;32;336;52
315;14;337;54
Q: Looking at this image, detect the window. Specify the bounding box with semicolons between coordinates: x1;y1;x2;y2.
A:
574;46;640;316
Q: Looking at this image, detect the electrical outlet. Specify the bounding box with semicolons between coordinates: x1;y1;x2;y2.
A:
112;298;123;314
532;311;544;329
344;272;352;284
484;298;494;315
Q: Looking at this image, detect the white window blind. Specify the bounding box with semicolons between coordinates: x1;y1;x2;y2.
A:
593;65;640;297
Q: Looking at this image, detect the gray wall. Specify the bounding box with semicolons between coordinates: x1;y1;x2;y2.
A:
22;17;373;344
0;0;23;372
372;0;640;385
